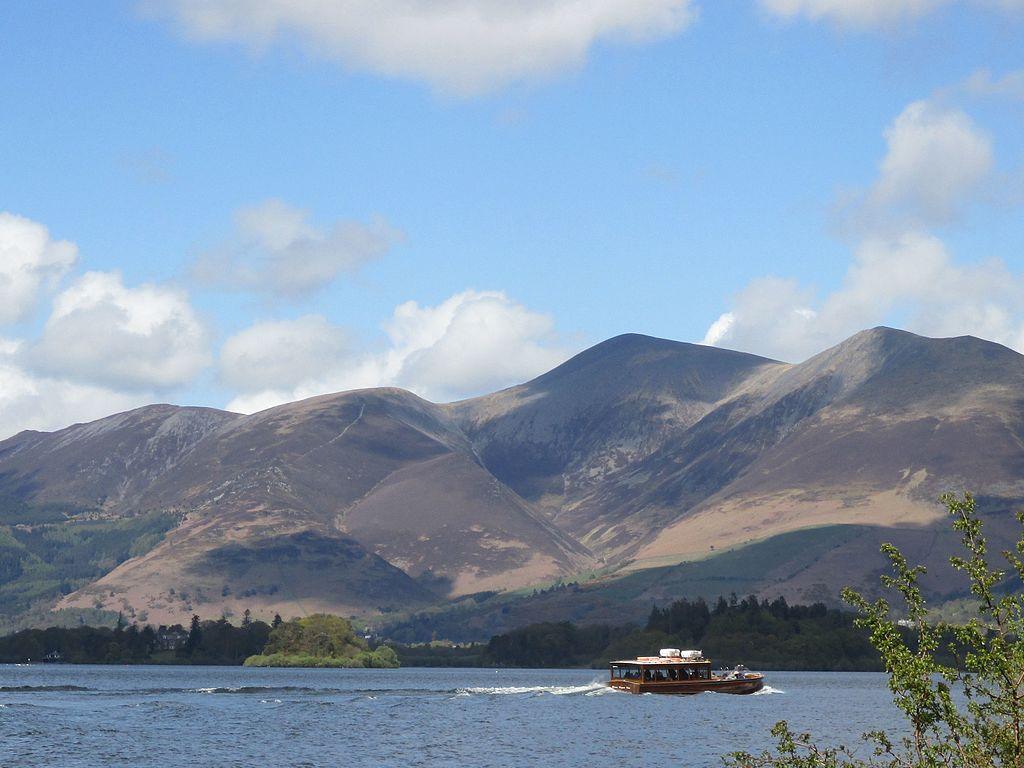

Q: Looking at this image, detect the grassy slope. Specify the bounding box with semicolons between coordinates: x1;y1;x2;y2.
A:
0;510;178;633
379;525;870;642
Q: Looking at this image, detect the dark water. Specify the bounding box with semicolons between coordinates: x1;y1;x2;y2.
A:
0;665;900;767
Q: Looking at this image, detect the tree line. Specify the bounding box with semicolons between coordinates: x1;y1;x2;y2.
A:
0;610;273;665
477;593;895;670
0;594;888;670
0;610;403;667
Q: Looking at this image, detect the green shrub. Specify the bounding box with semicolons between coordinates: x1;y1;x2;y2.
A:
728;492;1024;768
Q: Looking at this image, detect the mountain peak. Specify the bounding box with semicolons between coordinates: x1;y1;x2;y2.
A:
530;332;779;386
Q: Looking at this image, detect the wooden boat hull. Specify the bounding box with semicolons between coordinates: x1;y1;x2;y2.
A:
608;675;764;695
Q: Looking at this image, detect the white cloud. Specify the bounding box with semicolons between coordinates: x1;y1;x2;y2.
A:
962;68;1024;101
706;88;1020;362
193;199;399;298
864;100;993;227
386;290;569;400
222;290;573;412
760;0;1023;27
759;0;949;27
147;0;697;96
27;271;211;390
0;339;151;441
219;315;350;391
703;231;1024;361
0;212;77;325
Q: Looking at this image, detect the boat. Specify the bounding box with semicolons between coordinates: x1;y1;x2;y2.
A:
608;648;764;695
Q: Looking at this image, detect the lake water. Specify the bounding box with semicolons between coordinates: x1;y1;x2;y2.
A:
0;665;901;767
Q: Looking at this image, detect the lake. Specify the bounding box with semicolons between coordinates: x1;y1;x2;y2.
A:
0;665;901;767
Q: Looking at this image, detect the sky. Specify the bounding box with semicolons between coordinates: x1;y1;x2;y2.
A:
0;0;1022;439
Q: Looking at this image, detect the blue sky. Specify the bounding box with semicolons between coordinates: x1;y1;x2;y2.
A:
0;0;1022;437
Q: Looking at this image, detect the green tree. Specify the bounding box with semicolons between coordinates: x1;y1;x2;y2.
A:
244;613;397;668
184;614;202;655
728;492;1024;768
263;614;364;658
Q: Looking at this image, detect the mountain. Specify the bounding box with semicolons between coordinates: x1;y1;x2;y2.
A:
0;404;239;510
0;389;590;626
447;334;782;553
2;327;1023;633
629;328;1024;570
454;328;1024;606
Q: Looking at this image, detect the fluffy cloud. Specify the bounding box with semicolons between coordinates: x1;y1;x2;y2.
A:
219;315;350;391
0;339;151;440
386;290;569;399
760;0;1023;27
28;271;211;390
862;100;993;227
147;0;697;96
223;290;572;413
703;91;1021;362
703;232;1024;362
0;212;77;325
193;199;399;299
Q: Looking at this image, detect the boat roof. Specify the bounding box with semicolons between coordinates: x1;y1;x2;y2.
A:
610;658;711;666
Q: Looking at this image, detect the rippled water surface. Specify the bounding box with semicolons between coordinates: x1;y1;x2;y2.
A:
0;665;900;767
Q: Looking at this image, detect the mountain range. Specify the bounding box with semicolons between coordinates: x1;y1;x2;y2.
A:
2;326;1023;635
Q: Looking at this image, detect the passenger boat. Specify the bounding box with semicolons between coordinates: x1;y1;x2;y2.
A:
608;649;764;695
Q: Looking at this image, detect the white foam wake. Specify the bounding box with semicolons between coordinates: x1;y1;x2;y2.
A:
457;680;608;696
753;685;785;696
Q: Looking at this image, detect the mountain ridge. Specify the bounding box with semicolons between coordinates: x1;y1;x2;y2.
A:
2;326;1022;631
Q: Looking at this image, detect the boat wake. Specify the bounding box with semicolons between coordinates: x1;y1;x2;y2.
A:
455;680;609;697
753;685;785;695
0;685;90;693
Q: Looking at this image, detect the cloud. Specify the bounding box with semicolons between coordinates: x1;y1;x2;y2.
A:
219;315;350;391
703;231;1024;362
759;0;950;27
978;0;1024;10
0;212;78;325
705;91;1019;362
147;0;697;96
0;339;152;440
222;290;573;412
0;216;204;440
759;0;1023;27
27;271;211;390
121;147;175;185
387;290;570;400
962;68;1024;101
843;100;993;231
192;199;400;299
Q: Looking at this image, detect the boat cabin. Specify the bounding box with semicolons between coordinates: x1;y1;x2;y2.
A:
607;648;764;695
609;659;712;683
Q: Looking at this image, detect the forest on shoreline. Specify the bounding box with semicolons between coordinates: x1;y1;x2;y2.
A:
398;594;912;670
0;594;923;670
0;612;397;667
